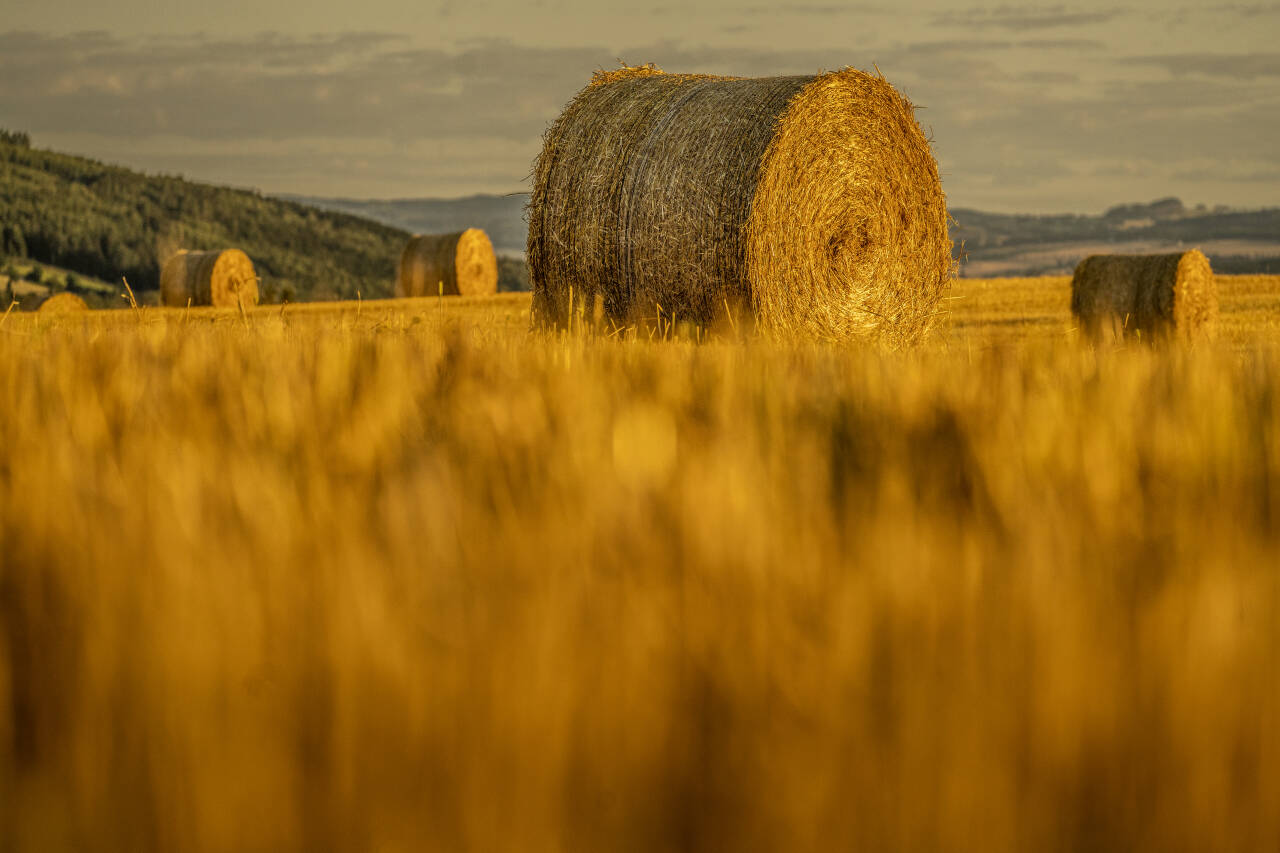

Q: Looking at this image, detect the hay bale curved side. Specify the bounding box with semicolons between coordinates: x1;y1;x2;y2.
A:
38;292;89;313
160;250;193;307
395;229;498;298
160;249;259;308
1071;250;1217;344
527;65;951;345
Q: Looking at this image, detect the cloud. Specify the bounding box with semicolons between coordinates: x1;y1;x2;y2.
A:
1195;3;1280;16
1172;162;1280;183
0;29;1118;149
1119;51;1280;79
2;29;1276;208
931;5;1126;31
740;4;890;15
0;31;601;143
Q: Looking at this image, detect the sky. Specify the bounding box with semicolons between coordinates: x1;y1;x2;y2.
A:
1;0;1278;212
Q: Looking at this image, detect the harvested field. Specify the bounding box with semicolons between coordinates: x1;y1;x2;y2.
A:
2;275;1279;852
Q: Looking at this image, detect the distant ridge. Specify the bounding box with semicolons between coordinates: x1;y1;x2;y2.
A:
950;201;1280;276
280;193;529;255
287;193;1280;277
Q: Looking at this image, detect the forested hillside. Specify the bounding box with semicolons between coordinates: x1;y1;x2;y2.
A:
0;133;408;302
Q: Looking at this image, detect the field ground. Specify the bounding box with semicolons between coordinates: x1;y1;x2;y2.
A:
2;276;1279;850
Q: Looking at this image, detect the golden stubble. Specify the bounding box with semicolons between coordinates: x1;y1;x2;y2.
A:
1;277;1278;851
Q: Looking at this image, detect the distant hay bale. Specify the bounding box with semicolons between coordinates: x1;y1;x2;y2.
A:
160;249;259;308
38;292;88;313
527;64;952;345
1071;251;1218;344
396;229;498;298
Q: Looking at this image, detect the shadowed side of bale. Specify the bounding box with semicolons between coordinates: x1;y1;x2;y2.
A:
160;250;259;308
396;229;498;298
1071;251;1217;345
38;292;89;313
159;251;194;307
528;65;951;345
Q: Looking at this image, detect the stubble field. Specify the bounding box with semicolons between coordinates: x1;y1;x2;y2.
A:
2;275;1279;851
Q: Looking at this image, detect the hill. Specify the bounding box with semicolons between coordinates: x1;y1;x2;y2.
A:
0;133;409;302
950;200;1280;276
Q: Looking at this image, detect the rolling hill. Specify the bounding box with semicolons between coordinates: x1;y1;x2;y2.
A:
950;198;1280;276
0;132;409;302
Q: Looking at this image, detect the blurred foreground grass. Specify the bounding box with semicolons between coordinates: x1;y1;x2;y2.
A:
1;277;1279;851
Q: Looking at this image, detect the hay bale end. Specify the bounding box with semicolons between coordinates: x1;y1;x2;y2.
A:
38;291;89;313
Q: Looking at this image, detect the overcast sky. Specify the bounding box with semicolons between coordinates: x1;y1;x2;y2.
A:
2;0;1278;211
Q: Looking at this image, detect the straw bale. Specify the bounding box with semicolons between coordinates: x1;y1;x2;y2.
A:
395;229;498;298
160;249;259;308
38;292;88;313
527;64;952;344
1070;250;1217;344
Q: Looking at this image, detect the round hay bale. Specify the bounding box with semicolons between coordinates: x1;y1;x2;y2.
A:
527;64;952;345
160;249;259;308
395;229;498;298
1070;250;1217;345
38;291;89;313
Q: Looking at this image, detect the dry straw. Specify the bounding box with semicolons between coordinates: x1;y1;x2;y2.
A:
38;291;89;313
1071;250;1218;345
396;229;498;298
160;249;259;309
527;64;952;345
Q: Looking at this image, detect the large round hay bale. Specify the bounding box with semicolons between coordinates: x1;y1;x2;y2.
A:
395;229;498;298
527;64;952;344
160;249;259;308
38;291;89;313
1070;250;1217;345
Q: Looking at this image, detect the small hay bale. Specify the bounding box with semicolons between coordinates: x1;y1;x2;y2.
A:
38;291;89;313
160;249;259;308
395;229;498;298
1070;250;1217;344
527;64;952;345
